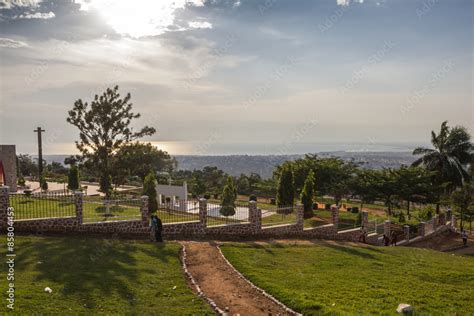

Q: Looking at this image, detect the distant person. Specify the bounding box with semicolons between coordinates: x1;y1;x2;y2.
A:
383;234;390;246
150;214;164;242
462;230;468;247
390;231;398;246
155;215;163;243
150;214;158;242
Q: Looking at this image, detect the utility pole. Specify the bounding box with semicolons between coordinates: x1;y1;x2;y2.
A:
34;127;45;179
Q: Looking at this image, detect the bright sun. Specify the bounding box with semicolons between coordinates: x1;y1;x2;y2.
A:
76;0;205;38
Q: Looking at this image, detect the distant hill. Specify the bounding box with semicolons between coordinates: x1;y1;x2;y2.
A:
40;151;417;179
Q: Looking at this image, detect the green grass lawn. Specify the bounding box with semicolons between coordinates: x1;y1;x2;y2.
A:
9;197;200;224
221;242;474;315
0;236;211;315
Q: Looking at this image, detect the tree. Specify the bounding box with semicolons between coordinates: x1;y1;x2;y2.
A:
236;174;250;195
67;86;155;198
17;154;38;177
301;170;315;219
412;121;473;211
451;182;473;231
351;169;379;210
276;162;295;207
220;176;237;218
143;171;158;212
113;142;176;181
395;166;435;219
67;165;80;191
192;174;206;198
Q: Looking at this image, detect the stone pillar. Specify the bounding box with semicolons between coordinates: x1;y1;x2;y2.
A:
361;211;369;228
140;195;149;224
74;191;83;225
403;225;410;241
420;222;426;236
331;206;339;230
248;201;261;231
439;213;446;225
451;215;457;229
296;204;304;230
384;220;391;236
0;186;10;230
199;198;207;228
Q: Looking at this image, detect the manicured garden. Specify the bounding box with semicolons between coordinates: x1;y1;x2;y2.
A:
0;236;211;315
221;242;474;315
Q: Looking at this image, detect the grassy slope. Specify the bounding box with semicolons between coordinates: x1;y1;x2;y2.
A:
221;243;474;315
1;236;211;315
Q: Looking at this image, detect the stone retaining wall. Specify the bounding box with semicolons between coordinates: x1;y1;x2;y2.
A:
0;186;452;244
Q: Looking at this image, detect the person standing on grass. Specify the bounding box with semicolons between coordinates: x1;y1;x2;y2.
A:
462;230;468;247
150;214;158;242
155;215;163;242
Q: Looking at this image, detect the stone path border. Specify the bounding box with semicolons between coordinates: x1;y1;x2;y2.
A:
216;245;302;316
180;243;226;315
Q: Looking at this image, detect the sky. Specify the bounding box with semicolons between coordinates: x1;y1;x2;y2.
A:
0;0;472;155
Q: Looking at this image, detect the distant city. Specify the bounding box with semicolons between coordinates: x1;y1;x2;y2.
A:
41;151;417;179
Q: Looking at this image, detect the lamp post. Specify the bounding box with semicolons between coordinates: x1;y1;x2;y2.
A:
34;127;45;180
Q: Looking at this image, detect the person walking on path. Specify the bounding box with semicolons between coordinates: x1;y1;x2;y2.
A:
383;234;390;246
390;231;398;246
462;230;468;247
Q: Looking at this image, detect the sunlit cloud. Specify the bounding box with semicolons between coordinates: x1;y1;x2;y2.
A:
0;37;28;48
0;0;41;10
15;11;54;19
75;0;209;38
188;21;212;29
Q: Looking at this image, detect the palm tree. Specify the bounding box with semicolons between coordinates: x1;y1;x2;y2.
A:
412;121;473;211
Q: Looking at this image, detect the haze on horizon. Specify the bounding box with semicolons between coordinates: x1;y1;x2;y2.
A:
0;0;472;156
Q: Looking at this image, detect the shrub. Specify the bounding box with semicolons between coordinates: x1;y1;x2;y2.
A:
346;207;352;212
399;211;406;223
325;203;331;210
67;165;80;191
249;195;257;202
270;198;276;205
17;175;25;186
203;194;211;200
351;207;359;213
301;170;315;219
312;202;318;210
40;177;48;191
143;171;158;212
220;176;236;217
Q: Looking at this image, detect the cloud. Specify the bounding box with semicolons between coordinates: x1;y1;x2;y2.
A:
16;11;54;19
0;0;41;10
188;21;212;29
337;0;364;5
74;0;211;38
0;37;28;48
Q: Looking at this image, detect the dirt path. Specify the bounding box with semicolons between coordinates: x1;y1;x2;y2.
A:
182;241;294;315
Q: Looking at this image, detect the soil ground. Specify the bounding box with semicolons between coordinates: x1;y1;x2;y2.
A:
182;241;292;316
